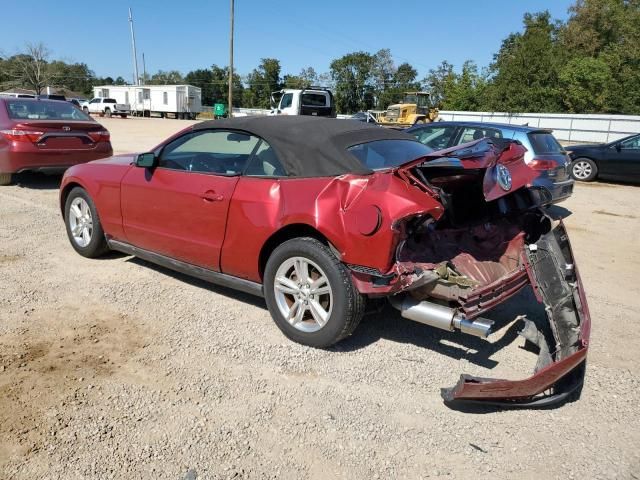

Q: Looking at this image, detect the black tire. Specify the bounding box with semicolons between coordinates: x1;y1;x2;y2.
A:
104;108;112;118
64;187;109;258
0;173;12;186
570;157;598;182
263;237;366;348
83;106;89;114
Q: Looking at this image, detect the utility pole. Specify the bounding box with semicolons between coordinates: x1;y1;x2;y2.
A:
129;8;140;85
228;0;234;118
142;53;147;85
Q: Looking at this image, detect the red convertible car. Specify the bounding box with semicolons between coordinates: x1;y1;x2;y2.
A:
60;116;590;407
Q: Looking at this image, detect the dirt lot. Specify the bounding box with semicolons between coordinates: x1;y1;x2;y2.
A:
1;117;639;479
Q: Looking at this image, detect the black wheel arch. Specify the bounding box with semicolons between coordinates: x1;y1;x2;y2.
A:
60;181;84;216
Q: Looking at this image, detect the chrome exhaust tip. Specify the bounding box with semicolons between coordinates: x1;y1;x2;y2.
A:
390;295;493;338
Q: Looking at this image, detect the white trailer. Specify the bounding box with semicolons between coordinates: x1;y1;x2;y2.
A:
93;84;202;119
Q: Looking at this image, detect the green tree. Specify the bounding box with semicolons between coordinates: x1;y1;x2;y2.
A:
423;61;457;108
561;0;640;113
48;60;95;94
559;56;612;112
375;62;420;108
330;51;375;113
447;61;487;111
282;67;319;89
185;69;214;104
148;70;184;85
185;65;243;107
244;58;281;109
483;11;564;112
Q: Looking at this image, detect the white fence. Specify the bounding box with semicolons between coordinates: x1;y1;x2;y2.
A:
438;111;640;143
231;108;640;143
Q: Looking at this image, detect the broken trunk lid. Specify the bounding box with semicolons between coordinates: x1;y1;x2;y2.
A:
396;138;538;202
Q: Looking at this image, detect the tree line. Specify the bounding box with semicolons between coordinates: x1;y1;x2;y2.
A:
1;0;638;114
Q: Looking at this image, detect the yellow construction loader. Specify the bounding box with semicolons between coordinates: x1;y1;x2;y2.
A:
374;92;439;128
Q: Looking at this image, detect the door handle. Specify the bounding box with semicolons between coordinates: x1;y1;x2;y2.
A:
202;191;224;202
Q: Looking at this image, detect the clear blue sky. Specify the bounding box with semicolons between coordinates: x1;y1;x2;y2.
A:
1;0;575;82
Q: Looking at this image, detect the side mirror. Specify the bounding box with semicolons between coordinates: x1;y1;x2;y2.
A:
135;152;157;168
615;143;622;152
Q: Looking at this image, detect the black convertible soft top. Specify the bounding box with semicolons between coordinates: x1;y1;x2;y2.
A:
193;116;417;177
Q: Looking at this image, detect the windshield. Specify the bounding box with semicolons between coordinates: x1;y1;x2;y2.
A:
347;139;434;170
5;100;93;121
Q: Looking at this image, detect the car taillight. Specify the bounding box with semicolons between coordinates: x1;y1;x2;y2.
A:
528;158;557;170
0;129;44;143
88;130;110;143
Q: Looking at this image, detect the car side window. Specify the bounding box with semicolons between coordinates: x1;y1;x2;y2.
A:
458;127;503;144
412;126;456;150
159;130;261;175
619;136;640;149
244;141;287;177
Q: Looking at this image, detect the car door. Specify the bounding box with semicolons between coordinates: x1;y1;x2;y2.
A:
88;98;101;113
278;92;296;115
120;129;261;270
410;125;458;151
607;135;640;180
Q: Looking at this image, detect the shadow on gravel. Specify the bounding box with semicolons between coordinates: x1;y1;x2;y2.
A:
13;172;63;190
334;287;545;371
120;254;549;374
125;257;267;309
547;204;572;219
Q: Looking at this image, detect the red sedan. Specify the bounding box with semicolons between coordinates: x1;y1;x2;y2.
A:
0;97;112;185
59;116;590;407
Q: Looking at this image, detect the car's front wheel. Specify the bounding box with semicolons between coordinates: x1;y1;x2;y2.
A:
264;237;365;348
64;187;109;258
571;158;598;182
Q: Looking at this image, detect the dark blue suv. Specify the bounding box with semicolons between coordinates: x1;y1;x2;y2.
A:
406;121;574;204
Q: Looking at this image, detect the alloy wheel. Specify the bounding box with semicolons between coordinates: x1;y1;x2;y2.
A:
68;197;93;247
273;256;333;333
572;160;592;180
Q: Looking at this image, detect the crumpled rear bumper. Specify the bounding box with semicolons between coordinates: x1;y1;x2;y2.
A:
441;220;590;407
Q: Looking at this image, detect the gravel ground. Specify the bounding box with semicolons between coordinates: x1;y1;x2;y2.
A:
1;117;639;479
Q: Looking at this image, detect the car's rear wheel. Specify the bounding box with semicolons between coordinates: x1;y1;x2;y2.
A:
64;187;109;258
264;237;365;348
83;106;89;114
0;173;12;186
571;158;598;182
104;108;112;118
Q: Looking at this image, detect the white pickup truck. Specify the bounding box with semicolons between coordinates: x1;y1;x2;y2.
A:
269;88;336;117
82;98;130;118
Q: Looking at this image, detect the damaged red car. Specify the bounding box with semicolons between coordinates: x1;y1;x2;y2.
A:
59;116;590;407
